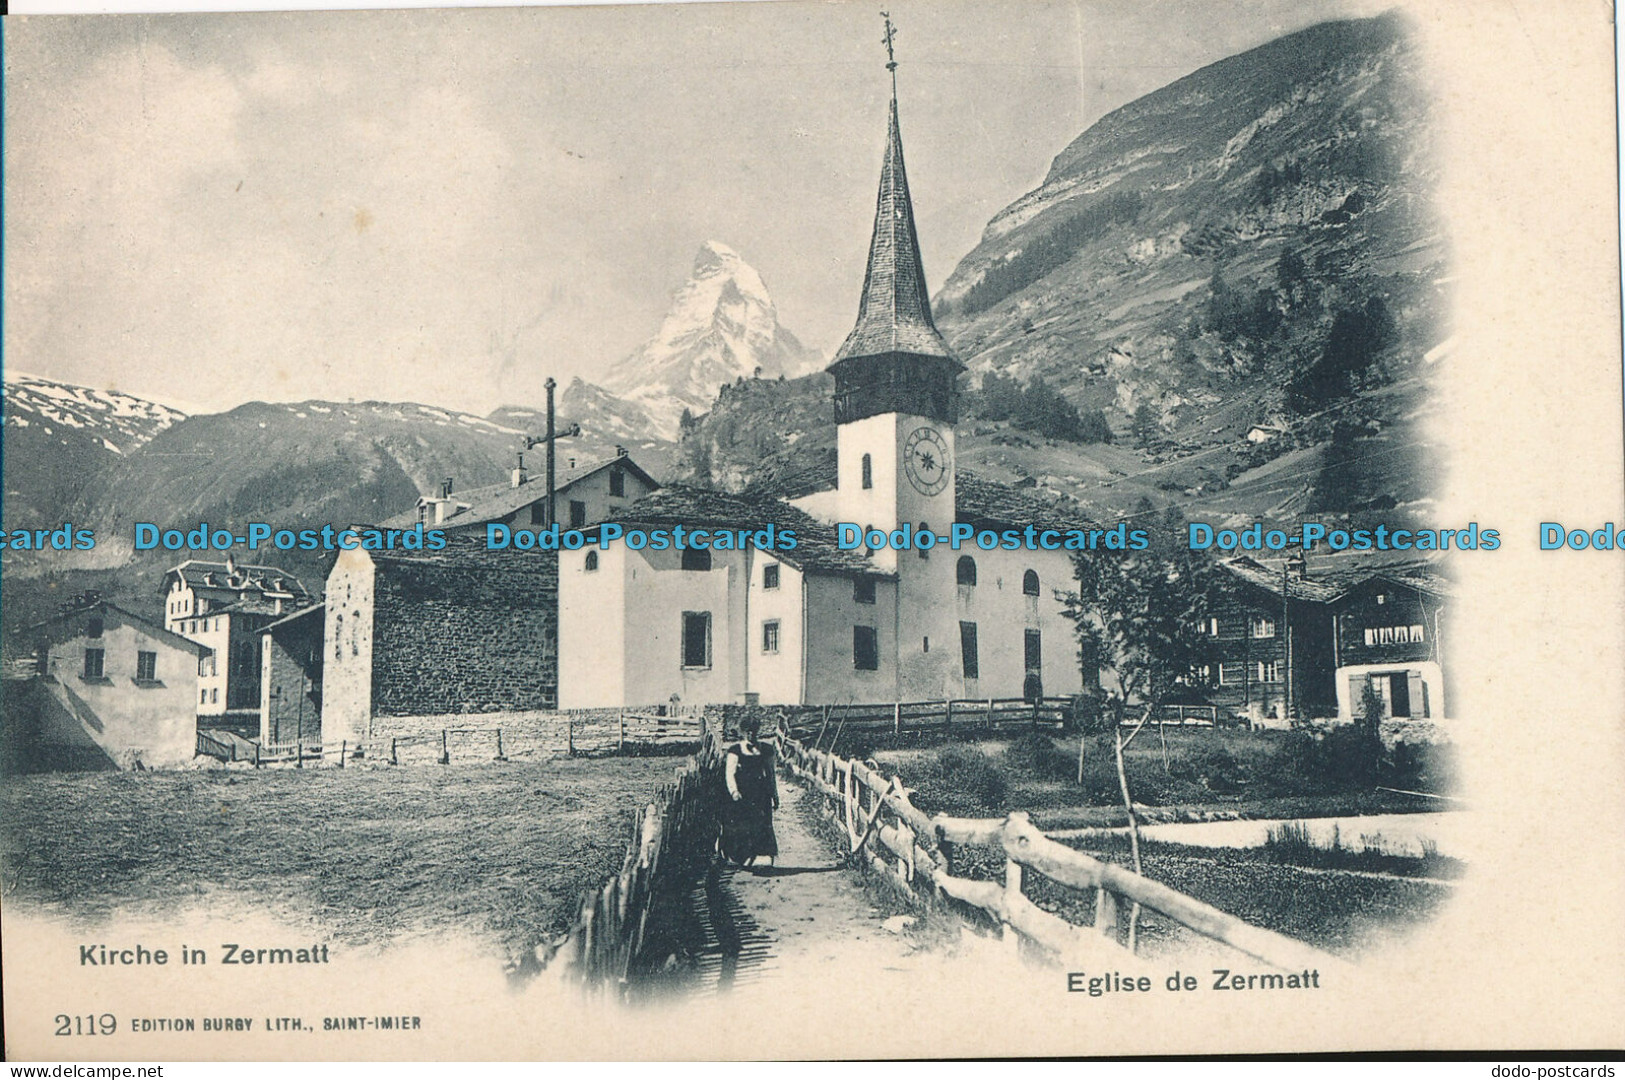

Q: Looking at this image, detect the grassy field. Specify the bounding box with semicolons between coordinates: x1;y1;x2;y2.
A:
866;726;1453;822
0;758;684;962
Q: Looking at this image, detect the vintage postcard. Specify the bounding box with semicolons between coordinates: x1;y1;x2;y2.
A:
1;0;1621;1060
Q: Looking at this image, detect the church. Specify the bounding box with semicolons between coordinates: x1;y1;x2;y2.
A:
557;73;1084;709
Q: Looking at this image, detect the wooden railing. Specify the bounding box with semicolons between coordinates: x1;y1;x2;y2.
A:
548;736;723;994
1144;704;1219;727
780;697;1075;743
778;729;1348;974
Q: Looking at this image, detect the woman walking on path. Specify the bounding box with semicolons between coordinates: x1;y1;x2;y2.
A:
720;716;779;867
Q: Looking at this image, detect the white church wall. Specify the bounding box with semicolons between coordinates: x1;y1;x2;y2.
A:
803;573;899;703
557;543;628;709
744;554;805;705
618;545;747;707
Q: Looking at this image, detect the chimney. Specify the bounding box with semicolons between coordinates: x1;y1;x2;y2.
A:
616;445;627;458
441;477;454;499
568;456;576;470
512;451;528;489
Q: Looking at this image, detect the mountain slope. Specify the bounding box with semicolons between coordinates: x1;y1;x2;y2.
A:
602;241;821;437
675;13;1445;526
3;373;187;530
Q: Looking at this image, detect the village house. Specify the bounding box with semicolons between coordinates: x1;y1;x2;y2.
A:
557;83;1082;709
1329;568;1450;720
320;534;558;747
12;596;210;769
378;451;659;535
258;603;325;749
162;556;314;737
1196;556;1341;723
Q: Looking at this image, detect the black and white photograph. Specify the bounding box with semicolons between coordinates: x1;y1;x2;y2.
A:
1;0;1621;1060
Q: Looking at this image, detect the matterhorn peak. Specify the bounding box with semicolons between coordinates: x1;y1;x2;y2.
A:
600;241;820;438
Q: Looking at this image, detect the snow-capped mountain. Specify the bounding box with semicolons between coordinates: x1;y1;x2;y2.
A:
3;371;186;456
600;241;821;438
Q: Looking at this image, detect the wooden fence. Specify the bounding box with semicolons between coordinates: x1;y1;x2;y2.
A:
547;735;724;995
778;729;1347;974
781;697;1075;743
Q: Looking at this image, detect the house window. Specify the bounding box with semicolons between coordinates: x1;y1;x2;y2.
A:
1022;570;1040;596
853;577;876;604
1024;629;1042;672
609;468;625;497
211;688;219;704
1196;617;1220;637
87;617;104;638
959;621;979;680
853;626;879;671
762;620;780;654
1258;661;1280;684
528;502;544;526
918;521;931;560
569;500;587;528
1376;594;1387;605
861;453;873;490
681;612;712;668
136;651;157;682
957;556;977;586
202;688;209;705
762;564;780;590
584;550;599;572
681;546;712;572
1217;661;1242;685
1409;624;1425;641
83;649;105;679
1250;617;1275;638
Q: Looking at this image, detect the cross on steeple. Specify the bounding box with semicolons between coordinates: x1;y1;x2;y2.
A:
881;12;898;72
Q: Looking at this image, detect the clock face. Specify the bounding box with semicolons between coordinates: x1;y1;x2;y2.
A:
903;426;951;496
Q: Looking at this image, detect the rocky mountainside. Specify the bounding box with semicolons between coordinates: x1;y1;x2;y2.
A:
596;241;821;438
2;373;187;530
676;13;1445;527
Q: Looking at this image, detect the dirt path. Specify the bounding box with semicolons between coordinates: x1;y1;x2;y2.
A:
672;783;1015;999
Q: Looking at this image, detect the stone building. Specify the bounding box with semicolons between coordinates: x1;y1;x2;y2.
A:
320;534;558;746
258;604;325;748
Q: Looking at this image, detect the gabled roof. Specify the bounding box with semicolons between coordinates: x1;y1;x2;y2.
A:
831;93;957;367
164;560;312;601
607;485;888;577
27;600;212;655
1219;556;1349;604
259;603;325;634
955;473;1094;534
374;455;659;531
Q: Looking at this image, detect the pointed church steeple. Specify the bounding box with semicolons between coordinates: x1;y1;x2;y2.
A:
829;19;962;427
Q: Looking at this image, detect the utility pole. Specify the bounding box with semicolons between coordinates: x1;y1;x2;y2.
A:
522;379;581;529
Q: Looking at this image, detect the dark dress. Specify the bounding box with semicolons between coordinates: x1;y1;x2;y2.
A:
719;740;778;864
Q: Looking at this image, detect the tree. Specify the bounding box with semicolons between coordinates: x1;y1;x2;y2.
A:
1131;402;1160;447
1060;530;1222;949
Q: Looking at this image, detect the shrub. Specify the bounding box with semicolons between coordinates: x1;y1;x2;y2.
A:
1001;731;1075;782
905;744;1010;817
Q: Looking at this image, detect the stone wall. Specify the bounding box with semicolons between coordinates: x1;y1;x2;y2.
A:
371;547;559;718
366;705;709;764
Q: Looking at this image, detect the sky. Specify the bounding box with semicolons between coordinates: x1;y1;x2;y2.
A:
4;0;1392;417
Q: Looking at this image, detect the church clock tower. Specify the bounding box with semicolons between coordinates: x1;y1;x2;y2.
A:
827;24;963;572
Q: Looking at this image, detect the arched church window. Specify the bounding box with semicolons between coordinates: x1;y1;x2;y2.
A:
957;556;977;586
584;550;599;572
1023;569;1040;596
861;454;873;490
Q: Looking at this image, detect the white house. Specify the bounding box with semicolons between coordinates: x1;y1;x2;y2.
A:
557;81;1082;709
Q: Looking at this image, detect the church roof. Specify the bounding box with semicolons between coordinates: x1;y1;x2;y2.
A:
375;455;658;531
608;485;889;578
831;94;957;366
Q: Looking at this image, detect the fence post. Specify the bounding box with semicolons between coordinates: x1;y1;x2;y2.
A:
1003;857;1023;956
391;736;398;766
1095;887;1119;945
568;714;576;758
986;697;994;730
496;728;506;761
254;742;261;768
945;699;953;728
440;729;449;766
893;701;901;736
339;739;346;768
617;709;625;754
